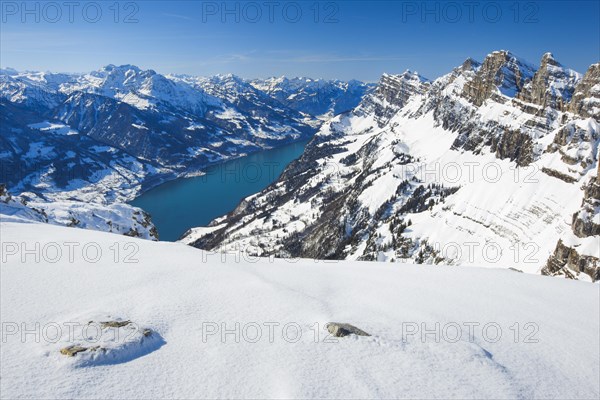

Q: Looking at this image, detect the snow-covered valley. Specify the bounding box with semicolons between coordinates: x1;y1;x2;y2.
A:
0;66;372;239
1;220;598;399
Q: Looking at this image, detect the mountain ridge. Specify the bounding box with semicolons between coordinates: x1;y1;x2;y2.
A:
183;50;600;281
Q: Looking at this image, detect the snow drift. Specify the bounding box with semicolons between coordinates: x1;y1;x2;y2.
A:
1;220;598;399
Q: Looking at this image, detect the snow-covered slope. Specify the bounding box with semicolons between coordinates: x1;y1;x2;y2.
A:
1;221;598;399
183;51;600;281
0;185;158;240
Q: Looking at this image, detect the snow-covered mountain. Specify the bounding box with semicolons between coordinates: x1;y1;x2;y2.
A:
0;184;158;240
251;76;375;118
1;65;317;174
2;220;598;398
183;51;600;281
0;66;370;237
2;55;599;399
62;64;220;115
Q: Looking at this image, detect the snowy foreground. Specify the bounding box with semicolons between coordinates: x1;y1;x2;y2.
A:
1;221;599;399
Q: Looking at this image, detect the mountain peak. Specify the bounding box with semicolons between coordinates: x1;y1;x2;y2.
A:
383;70;427;83
542;52;555;61
540;52;560;67
459;57;481;72
0;67;19;76
461;50;537;105
214;73;244;83
391;70;429;84
97;64;148;77
485;50;536;68
568;63;600;118
108;64;141;71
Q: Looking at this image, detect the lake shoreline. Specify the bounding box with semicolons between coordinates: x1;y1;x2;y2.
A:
129;138;312;241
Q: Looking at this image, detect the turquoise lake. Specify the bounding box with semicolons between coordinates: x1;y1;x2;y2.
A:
130;140;309;241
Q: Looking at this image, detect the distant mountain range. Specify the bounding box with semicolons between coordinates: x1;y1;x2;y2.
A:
250;76;376;118
182;51;600;281
0;66;372;238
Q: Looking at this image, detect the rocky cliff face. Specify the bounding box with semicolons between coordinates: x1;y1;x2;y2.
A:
545;165;600;281
462;50;536;106
542;239;599;281
357;71;429;126
568;63;600;118
518;52;581;111
572;173;600;238
443;51;583;167
183;50;600;281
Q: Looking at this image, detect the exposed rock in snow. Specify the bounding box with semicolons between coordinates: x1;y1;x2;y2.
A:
518;52;581;111
568;63;600;118
462;50;536;106
356;70;430;126
542;238;599;281
325;322;371;337
53;315;163;367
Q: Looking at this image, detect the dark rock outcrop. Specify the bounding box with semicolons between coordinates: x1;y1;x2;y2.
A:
568;63;600;118
325;322;371;337
543;239;599;281
462;50;535;106
60;345;92;357
358;71;429;126
492;129;534;166
572;176;600;238
518;53;580;111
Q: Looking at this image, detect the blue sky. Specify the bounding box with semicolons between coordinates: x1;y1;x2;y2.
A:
1;1;598;81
